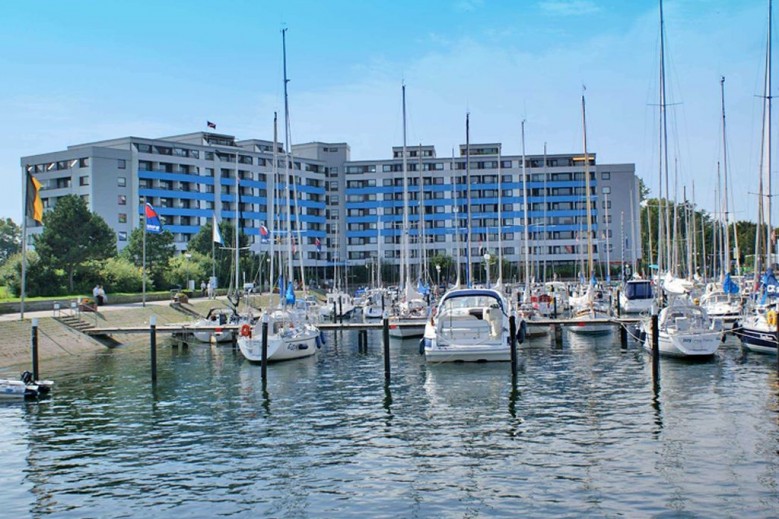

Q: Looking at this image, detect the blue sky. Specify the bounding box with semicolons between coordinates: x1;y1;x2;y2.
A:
1;0;774;226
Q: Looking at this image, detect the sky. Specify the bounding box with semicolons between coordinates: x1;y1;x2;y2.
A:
1;0;775;225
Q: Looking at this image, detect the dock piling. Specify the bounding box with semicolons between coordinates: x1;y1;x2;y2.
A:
616;289;621;317
261;314;269;380
509;315;517;378
620;324;628;349
651;313;659;382
339;299;344;324
31;318;39;382
150;315;157;384
383;318;390;381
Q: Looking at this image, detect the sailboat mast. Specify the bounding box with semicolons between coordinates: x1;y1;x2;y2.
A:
658;0;671;275
418;143;425;285
452;148;461;286
720;76;731;276
766;0;773;269
270;113;277;301
497;146;503;284
581;96;594;279
401;84;409;295
466;113;473;287
282;28;294;293
235;151;240;298
521;120;530;297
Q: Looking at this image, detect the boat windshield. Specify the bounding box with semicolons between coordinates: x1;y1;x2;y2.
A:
626;282;653;300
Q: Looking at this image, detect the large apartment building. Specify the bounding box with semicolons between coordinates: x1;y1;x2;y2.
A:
21;132;640;283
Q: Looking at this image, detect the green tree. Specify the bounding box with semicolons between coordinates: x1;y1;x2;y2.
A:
89;256;144;293
0;250;66;297
0;218;21;266
34;195;116;293
164;251;211;290
121;228;176;290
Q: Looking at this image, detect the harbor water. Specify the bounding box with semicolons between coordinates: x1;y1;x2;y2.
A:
2;330;778;517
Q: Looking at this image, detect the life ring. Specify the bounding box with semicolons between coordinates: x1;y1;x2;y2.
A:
767;310;777;327
240;324;252;337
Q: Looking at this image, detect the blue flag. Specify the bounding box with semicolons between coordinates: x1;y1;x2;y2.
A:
145;203;162;234
285;281;296;305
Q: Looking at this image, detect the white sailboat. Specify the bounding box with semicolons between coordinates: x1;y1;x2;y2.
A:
567;94;613;336
238;29;320;362
388;83;427;339
638;0;722;358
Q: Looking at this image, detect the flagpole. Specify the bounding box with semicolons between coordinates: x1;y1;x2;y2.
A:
20;168;29;321
142;203;147;307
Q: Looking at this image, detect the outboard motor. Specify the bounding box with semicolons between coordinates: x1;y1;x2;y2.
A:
20;371;33;384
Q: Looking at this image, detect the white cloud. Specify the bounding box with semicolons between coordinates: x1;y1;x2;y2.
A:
454;0;485;13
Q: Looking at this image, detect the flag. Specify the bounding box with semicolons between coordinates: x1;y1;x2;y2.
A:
207;121;216;129
315;237;321;252
212;213;223;244
259;224;269;243
26;173;43;224
144;203;162;234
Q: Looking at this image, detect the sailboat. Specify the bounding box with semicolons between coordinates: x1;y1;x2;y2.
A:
737;0;778;355
388;83;428;339
238;29;321;362
638;0;721;358
567;94;613;336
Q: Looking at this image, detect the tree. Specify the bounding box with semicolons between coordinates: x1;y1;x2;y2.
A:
34;195;116;293
0;218;21;266
121;228;176;290
0;250;66;297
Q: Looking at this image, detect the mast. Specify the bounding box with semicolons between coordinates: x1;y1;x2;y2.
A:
658;0;672;275
581;95;594;280
234;151;240;300
767;0;774;269
282;28;294;299
401;83;410;297
543;142;548;283
605;192;611;282
452;148;461;286
270;113;277;301
497;145;503;285
418;143;426;286
521;120;531;299
466;113;473;287
720;76;731;277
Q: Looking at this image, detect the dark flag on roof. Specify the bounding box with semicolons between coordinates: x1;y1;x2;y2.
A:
207;121;216;129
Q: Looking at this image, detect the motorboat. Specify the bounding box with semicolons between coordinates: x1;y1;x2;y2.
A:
567;285;613;336
191;308;241;343
319;289;355;321
619;279;654;314
423;288;520;362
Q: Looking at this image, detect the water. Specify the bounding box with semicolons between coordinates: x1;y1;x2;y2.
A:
2;331;778;517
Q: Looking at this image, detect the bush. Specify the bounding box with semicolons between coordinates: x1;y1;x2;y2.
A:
92;257;144;293
0;251;67;297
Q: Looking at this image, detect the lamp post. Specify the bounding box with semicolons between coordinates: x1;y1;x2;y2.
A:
436;264;441;296
184;253;192;292
484;252;491;287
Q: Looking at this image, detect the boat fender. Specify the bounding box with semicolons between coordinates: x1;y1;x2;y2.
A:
419;338;425;355
639;331;647;345
517;320;527;344
240;324;252;338
315;334;323;349
21;371;33;385
767;310;777;327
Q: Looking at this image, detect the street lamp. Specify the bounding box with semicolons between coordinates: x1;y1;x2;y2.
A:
483;252;491;287
435;264;441;295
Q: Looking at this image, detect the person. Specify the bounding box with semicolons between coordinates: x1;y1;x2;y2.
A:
93;285;100;306
207;279;215;299
97;285;107;306
201;280;207;297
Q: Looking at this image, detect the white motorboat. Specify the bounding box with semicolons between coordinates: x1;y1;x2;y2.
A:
1;371;51;399
423;288;518;362
319;290;355;321
191;308;241;343
639;298;721;358
388;298;428;338
362;288;388;320
238;308;321;362
619;279;654;314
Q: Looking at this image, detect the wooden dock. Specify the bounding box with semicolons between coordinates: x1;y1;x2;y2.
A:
82;317;641;336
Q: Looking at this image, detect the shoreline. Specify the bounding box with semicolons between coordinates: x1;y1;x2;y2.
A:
0;296;263;370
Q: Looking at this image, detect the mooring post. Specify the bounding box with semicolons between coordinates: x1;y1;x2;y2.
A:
332;301;337;322
339;299;344;324
620;325;628;349
383;317;390;381
150;315;157;384
261;313;269;380
651;313;659;382
553;323;563;348
31;318;39;382
775;314;778;375
509;315;517;378
553;296;558;319
616;289;621;317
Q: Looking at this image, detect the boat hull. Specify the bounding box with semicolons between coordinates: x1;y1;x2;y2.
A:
238;326;320;362
736;322;777;354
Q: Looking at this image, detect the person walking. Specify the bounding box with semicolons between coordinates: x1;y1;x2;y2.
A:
201;280;207;297
207;279;215;299
93;285;100;306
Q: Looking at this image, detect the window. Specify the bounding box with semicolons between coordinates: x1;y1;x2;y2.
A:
118;195;126;205
118;231;127;241
79;176;89;186
118;213;127;223
118;177;126;187
602;186;611;194
118;159;126;169
601;172;611;180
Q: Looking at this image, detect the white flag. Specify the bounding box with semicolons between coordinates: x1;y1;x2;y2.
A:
212;213;223;244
